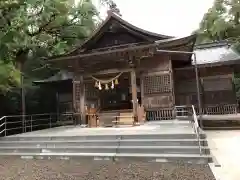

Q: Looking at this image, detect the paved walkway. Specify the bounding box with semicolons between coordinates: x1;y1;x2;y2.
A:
206;130;240;180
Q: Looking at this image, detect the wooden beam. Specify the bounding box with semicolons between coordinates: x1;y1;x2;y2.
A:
201;74;232;80
48;43;157;62
142;70;170;77
130;69;138;123
84;68;132;77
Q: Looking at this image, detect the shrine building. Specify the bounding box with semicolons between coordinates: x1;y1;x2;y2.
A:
41;11;239;126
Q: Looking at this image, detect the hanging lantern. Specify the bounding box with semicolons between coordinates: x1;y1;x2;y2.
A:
115;78;119;85
111;81;114;89
105;83;109;90
95;81;98;88
98;82;102;90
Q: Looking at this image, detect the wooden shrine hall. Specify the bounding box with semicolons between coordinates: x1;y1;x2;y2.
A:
46;11;239;126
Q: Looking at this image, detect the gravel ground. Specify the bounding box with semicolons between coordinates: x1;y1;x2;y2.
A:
0;157;215;180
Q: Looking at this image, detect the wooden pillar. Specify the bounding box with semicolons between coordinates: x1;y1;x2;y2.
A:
72;74;86;125
169;59;176;118
79;75;86;125
193;53;202;115
140;73;144;105
56;92;60;122
169;59;175;106
200;78;205;112
130;69;138;123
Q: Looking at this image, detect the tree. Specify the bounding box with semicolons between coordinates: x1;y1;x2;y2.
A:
0;0;118;115
0;0;99;92
196;0;240;48
0;61;20;93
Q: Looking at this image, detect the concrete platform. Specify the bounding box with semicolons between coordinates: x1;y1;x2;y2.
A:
10;120;195;137
0;120;211;167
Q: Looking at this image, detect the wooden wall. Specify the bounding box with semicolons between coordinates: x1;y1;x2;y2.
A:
140;55;174;110
174;65;237;107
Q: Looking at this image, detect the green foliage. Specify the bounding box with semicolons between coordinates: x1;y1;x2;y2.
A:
0;0;116;115
0;0;99;92
196;0;240;45
0;60;20;93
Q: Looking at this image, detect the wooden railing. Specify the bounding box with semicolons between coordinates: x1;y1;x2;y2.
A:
175;106;192;117
146;108;174;121
146;104;239;121
175;104;238;116
204;104;238;115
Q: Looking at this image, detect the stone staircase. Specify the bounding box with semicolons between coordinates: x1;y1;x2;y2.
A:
0;122;212;164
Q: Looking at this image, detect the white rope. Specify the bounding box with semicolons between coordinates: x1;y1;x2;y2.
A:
91;72;123;84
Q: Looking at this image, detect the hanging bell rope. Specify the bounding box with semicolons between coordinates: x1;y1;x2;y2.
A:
91;72;123;84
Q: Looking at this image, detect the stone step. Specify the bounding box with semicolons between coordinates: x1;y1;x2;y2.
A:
120;139;208;147
117;146;209;155
114;153;212;164
0;152;212;164
0;139;208;147
0;146;210;155
1;133;206;141
145;120;192;126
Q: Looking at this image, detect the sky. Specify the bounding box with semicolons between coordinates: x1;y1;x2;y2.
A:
93;0;215;37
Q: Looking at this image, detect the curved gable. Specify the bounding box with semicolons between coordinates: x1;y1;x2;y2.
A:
72;12;173;53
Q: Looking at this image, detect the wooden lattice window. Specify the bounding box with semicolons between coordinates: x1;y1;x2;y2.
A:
143;74;171;95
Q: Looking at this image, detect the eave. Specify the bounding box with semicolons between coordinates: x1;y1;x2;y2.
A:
48;34;196;63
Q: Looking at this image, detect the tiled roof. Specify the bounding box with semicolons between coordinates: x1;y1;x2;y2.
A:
194;41;240;65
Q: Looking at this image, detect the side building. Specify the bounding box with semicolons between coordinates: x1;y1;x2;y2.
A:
175;41;239;115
